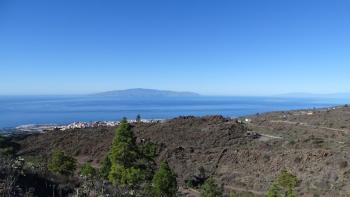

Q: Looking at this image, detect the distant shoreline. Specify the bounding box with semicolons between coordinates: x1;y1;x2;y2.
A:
0;95;346;132
0;119;165;135
2;105;347;135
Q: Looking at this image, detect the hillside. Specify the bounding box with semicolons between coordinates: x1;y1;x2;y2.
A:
7;105;350;196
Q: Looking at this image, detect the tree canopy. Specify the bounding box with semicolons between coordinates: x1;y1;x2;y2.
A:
152;161;178;197
48;149;77;176
108;118;144;187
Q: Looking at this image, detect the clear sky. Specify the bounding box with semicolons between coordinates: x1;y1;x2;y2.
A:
1;0;350;95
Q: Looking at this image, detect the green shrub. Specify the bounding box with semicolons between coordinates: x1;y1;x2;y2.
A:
0;147;14;156
268;169;298;197
99;155;112;179
185;166;208;188
48;149;77;176
199;178;222;197
0;134;5;145
0;135;15;156
185;179;195;188
80;163;96;177
152;161;177;197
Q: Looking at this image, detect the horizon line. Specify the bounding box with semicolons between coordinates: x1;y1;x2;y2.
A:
1;88;350;98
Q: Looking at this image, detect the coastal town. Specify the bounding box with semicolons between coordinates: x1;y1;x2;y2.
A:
13;119;161;133
9;107;343;134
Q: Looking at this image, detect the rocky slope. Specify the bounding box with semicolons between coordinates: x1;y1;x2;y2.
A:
12;105;350;196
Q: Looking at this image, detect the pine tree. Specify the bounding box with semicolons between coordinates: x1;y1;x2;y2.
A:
108;118;143;186
152;161;177;197
109;118;138;167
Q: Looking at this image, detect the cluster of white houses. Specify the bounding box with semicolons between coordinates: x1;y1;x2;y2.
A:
57;119;160;131
57;121;119;130
14;119;164;133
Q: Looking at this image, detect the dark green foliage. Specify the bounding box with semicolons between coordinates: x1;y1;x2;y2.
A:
109;118;138;167
200;178;223;197
0;156;75;197
109;164;145;186
0;135;15;156
152;161;177;197
185;179;195;188
48;149;77;176
267;169;298;197
137;141;159;180
0;147;15;157
140;182;154;197
0;134;4;144
100;118;160;190
108;118;144;186
140;141;158;159
134;157;155;182
99;155;112;179
267;183;282;197
185;166;208;188
80;163;96;177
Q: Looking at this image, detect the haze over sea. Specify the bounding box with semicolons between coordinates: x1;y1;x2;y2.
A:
0;95;347;129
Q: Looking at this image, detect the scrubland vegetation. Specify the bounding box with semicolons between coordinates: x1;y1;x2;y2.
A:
4;106;350;196
0;118;180;196
0;119;298;197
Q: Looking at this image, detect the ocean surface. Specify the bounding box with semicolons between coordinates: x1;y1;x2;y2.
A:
0;95;348;129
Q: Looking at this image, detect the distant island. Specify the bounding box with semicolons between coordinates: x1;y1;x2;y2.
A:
93;88;201;98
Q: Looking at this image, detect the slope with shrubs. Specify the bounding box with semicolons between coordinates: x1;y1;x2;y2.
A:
10;106;350;196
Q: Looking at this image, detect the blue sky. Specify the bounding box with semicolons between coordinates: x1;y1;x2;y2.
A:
0;0;350;95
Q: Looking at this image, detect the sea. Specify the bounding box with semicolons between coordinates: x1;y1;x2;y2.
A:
0;95;348;131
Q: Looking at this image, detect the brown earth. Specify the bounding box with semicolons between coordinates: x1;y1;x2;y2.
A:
12;105;350;196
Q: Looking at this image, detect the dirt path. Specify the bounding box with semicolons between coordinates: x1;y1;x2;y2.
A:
225;185;266;195
270;120;350;133
250;132;283;142
182;186;266;196
179;187;200;197
259;133;283;139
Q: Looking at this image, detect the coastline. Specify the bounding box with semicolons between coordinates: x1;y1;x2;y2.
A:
0;119;164;135
0;95;342;129
3;104;350;196
2;104;347;135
